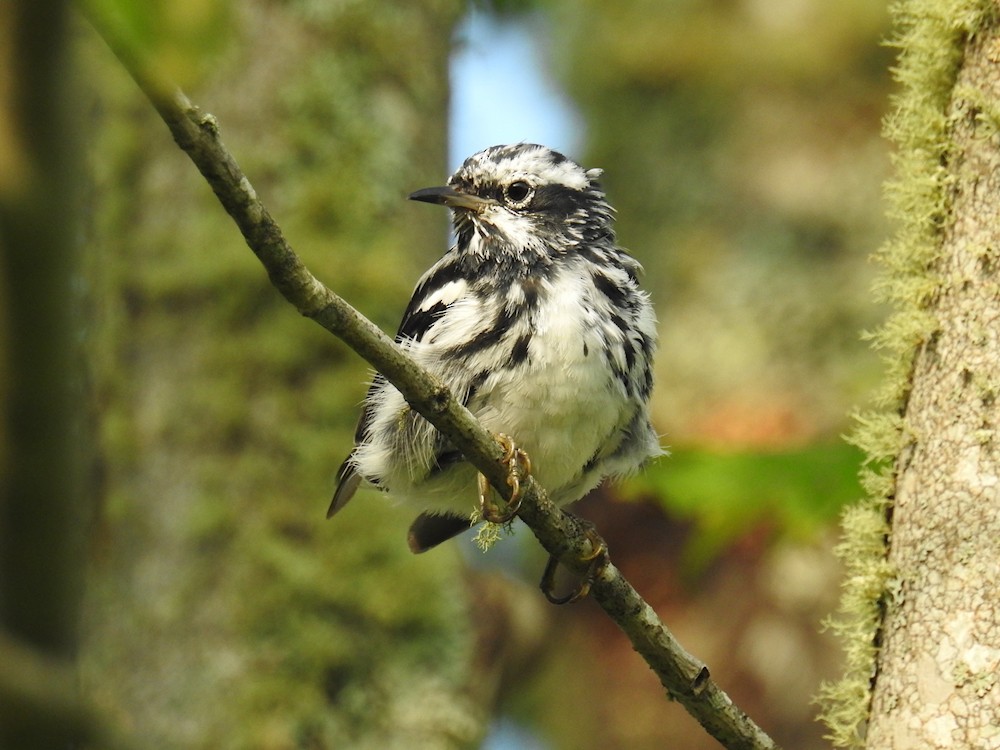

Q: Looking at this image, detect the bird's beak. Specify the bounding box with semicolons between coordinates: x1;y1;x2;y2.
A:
408;185;492;211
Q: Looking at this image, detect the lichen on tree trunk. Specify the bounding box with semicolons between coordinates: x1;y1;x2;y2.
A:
865;14;1000;748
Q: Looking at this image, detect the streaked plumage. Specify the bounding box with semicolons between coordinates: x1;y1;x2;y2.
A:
329;144;662;552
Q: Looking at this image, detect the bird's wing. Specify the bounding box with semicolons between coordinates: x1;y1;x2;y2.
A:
327;257;467;517
326;369;387;518
394;256;468;342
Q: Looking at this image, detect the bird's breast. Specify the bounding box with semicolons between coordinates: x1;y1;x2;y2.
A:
469;270;632;500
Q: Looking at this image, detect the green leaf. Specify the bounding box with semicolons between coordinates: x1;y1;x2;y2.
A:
622;441;864;571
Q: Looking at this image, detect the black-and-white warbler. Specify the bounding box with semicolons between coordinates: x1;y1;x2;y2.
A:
328;143;662;553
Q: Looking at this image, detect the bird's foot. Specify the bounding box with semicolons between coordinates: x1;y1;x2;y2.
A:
539;523;609;605
478;433;532;524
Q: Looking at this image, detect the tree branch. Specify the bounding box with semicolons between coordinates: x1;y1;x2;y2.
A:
89;17;780;750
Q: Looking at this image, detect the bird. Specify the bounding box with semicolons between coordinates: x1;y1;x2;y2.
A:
328;143;662;556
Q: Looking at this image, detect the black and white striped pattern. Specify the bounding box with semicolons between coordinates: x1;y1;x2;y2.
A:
330;144;662;551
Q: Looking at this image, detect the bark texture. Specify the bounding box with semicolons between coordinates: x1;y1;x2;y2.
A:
866;19;1000;749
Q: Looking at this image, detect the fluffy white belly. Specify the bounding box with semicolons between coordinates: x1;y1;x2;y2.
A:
473;282;626;501
352;270;639;516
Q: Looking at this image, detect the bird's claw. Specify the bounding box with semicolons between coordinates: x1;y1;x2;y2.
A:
478;433;531;524
540;525;609;605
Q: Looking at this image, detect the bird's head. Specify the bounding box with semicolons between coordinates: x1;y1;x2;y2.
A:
409;144;615;258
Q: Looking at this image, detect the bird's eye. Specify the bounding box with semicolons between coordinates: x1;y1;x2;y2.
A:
504;181;533;206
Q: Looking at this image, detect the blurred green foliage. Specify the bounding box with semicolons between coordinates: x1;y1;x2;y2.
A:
546;0;892;445
513;3;899;594
82;0;232;86
79;1;480;747
625;442;864;571
471;8;896;746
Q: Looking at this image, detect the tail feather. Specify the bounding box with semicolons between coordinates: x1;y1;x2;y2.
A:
407;512;472;553
327;457;362;518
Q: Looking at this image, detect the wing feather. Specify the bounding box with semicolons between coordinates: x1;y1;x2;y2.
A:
327;254;469;515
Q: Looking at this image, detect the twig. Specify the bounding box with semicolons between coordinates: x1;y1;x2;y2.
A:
89;16;781;749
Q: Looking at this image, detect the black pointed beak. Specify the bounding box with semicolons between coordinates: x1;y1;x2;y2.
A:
408;185;492;211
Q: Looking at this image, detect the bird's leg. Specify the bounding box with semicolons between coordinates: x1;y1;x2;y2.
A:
539;523;609;605
478;433;531;524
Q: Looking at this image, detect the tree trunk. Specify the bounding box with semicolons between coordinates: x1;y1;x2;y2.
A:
0;0;92;746
866;9;1000;747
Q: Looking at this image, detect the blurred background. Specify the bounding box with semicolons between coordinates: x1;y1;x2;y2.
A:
21;0;894;747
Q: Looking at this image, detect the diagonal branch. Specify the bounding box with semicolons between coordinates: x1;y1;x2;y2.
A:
89;17;780;750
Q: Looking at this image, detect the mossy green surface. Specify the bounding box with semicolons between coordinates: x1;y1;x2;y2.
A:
79;2;480;747
816;2;999;746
